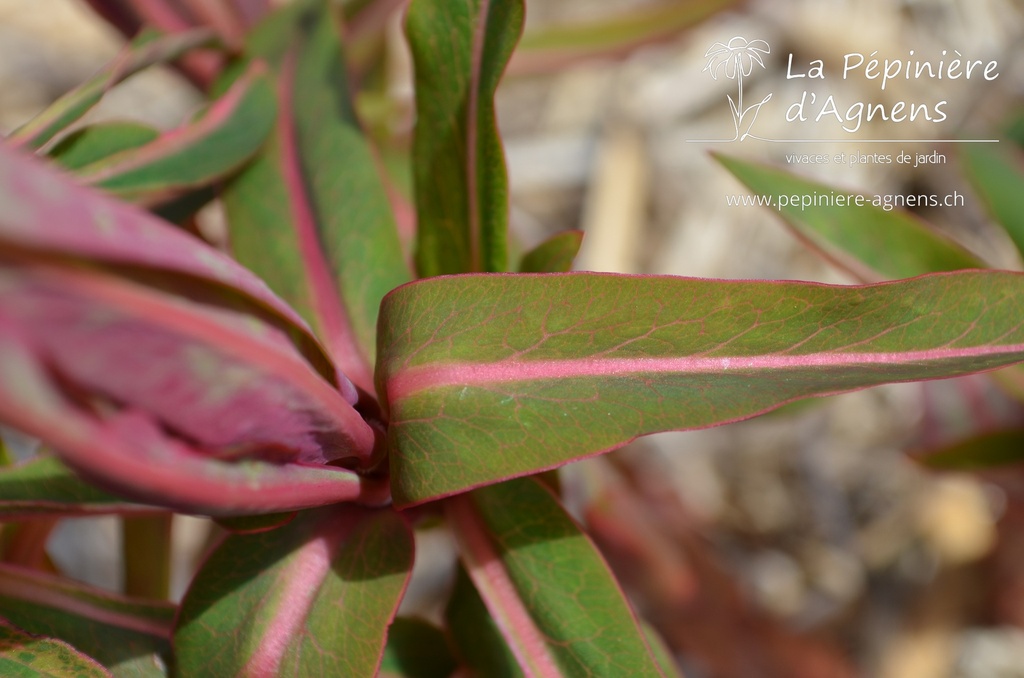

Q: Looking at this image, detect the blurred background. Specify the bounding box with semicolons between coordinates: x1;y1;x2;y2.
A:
4;0;1024;675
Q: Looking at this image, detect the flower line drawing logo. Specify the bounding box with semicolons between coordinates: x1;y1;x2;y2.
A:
703;37;773;141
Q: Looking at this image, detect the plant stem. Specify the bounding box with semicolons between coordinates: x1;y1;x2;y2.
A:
123;514;173;600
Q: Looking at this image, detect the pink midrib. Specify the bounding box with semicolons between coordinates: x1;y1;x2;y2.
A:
387;343;1024;401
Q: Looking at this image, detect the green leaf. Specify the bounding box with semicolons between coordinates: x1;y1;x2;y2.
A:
72;63;277;207
380;271;1024;505
445;566;523;678
223;0;410;391
49;123;159;171
512;0;738;74
960;143;1024;261
8;29;217;150
175;506;413;677
919;428;1024;470
519;231;584;273
0;564;175;677
406;0;524;275
379;618;458;678
0;620;111;678
716;154;985;280
448;478;664;677
0;456;159;519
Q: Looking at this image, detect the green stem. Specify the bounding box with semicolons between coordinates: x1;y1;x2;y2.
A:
122;514;173;600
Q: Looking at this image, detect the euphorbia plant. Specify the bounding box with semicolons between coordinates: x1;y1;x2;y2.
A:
3;0;1024;675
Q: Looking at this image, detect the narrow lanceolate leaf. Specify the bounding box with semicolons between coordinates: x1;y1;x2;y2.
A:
175;506;413;677
8;29;217;150
0;620;111;678
919;429;1024;470
0;143;340;388
961;143;1024;262
71;62;276;206
223;0;410;391
519;231;584;273
716;154;985;281
381;271;1024;505
0;563;175;678
406;0;524;275
49;123;159;171
511;0;738;74
0;456;160;519
0;264;388;514
448;478;664;677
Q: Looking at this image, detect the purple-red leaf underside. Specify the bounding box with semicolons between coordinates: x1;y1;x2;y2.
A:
379;271;1024;505
0;143;343;391
0;265;388;514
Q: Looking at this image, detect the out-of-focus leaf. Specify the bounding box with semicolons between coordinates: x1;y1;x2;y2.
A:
49;123;159;171
0;620;111;678
640;622;684;678
0;456;158;519
448;478;664;677
0;143;340;386
8;29;216;150
445;566;523;678
215;511;297;535
519;231;584;273
919;429;1024;470
72;63;276;206
380;271;1024;505
716;154;985;281
379;617;458;678
223;0;410;392
406;0;524;276
511;0;738;75
175;506;413;677
961;143;1024;262
0;265;389;515
0;563;175;677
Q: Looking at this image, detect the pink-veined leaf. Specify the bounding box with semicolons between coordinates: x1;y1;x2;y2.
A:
70;62;276;207
8;29;217;150
445;566;524;678
379;271;1024;505
0;142;341;388
510;0;739;75
0;620;111;678
0;263;389;515
0;563;175;677
447;478;666;677
221;0;410;393
406;0;524;276
175;506;413;676
716;154;986;281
